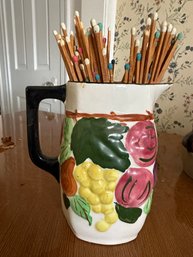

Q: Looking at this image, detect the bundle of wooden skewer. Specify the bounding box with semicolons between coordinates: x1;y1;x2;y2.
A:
53;11;183;84
53;11;112;83
122;12;183;84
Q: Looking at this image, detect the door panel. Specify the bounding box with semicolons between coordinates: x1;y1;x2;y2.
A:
4;0;62;113
11;0;27;70
0;0;117;114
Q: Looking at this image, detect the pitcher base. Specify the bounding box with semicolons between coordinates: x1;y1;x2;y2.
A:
74;232;138;245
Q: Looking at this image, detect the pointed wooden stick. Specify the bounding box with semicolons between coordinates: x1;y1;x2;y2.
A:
94;24;105;81
61;23;67;38
84;29;90;58
150;22;167;83
65;36;74;59
156;23;173;76
70;31;75;50
74;11;89;59
80;21;90;59
128;27;136;83
122;63;130;83
147;30;160;80
102;48;109;82
135;52;141;84
171;27;177;41
98;22;103;46
140;30;150;83
75;10;81;23
143;12;158;83
130;38;140;83
162;27;177;62
53;31;73;81
90;19;101;75
73;55;83;81
58;25;69;56
74;18;82;48
87;28;97;73
146;17;152;31
80;63;88;82
85;58;94;82
107;27;111;63
53;30;61;41
155;32;183;83
103;37;106;48
90;18;97;30
108;63;114;83
60;39;78;81
151;30;160;60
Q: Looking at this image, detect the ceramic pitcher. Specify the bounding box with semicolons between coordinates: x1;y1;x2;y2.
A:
26;82;170;245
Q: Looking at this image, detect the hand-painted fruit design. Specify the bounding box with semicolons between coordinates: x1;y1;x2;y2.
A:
70;195;92;225
71;118;130;172
115;167;153;208
115;204;142;223
125;121;157;167
59;117;74;165
61;157;77;196
60;116;157;232
74;161;120;232
143;191;153;214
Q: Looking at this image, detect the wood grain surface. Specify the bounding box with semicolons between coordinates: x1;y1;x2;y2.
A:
0;112;193;257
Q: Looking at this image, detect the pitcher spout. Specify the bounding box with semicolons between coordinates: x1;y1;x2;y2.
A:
66;82;172;116
150;83;172;108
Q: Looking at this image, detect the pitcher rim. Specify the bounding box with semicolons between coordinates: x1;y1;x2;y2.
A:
67;81;173;87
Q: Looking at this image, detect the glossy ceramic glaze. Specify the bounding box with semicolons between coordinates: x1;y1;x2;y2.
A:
59;82;171;245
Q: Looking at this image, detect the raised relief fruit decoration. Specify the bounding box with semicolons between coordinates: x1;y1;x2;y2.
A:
74;161;120;232
115;167;154;207
60;118;77;196
60;157;77;196
71;118;130;172
125;121;157;167
61;117;156;229
59;117;74;165
115;167;154;223
70;195;92;226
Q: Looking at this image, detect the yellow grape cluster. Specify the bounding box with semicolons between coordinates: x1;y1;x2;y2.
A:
73;161;120;232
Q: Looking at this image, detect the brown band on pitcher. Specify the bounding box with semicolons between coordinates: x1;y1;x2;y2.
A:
66;110;154;122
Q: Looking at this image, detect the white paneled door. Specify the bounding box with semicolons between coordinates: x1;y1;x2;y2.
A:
1;0;65;113
0;0;117;114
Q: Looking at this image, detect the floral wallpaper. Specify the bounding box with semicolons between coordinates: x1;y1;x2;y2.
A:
114;0;193;135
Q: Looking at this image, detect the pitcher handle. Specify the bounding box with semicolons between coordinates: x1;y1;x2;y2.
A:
26;84;66;181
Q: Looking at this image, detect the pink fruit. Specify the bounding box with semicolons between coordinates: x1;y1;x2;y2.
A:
125;121;157;167
115;167;153;207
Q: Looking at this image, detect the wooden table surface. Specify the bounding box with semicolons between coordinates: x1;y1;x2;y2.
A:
0;111;193;257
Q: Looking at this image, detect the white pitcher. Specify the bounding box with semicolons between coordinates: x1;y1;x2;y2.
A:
26;82;171;245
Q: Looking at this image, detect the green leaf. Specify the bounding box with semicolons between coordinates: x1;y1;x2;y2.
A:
143;190;153;214
71;118;130;172
63;193;70;209
115;203;142;223
70;195;92;226
59;117;74;165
